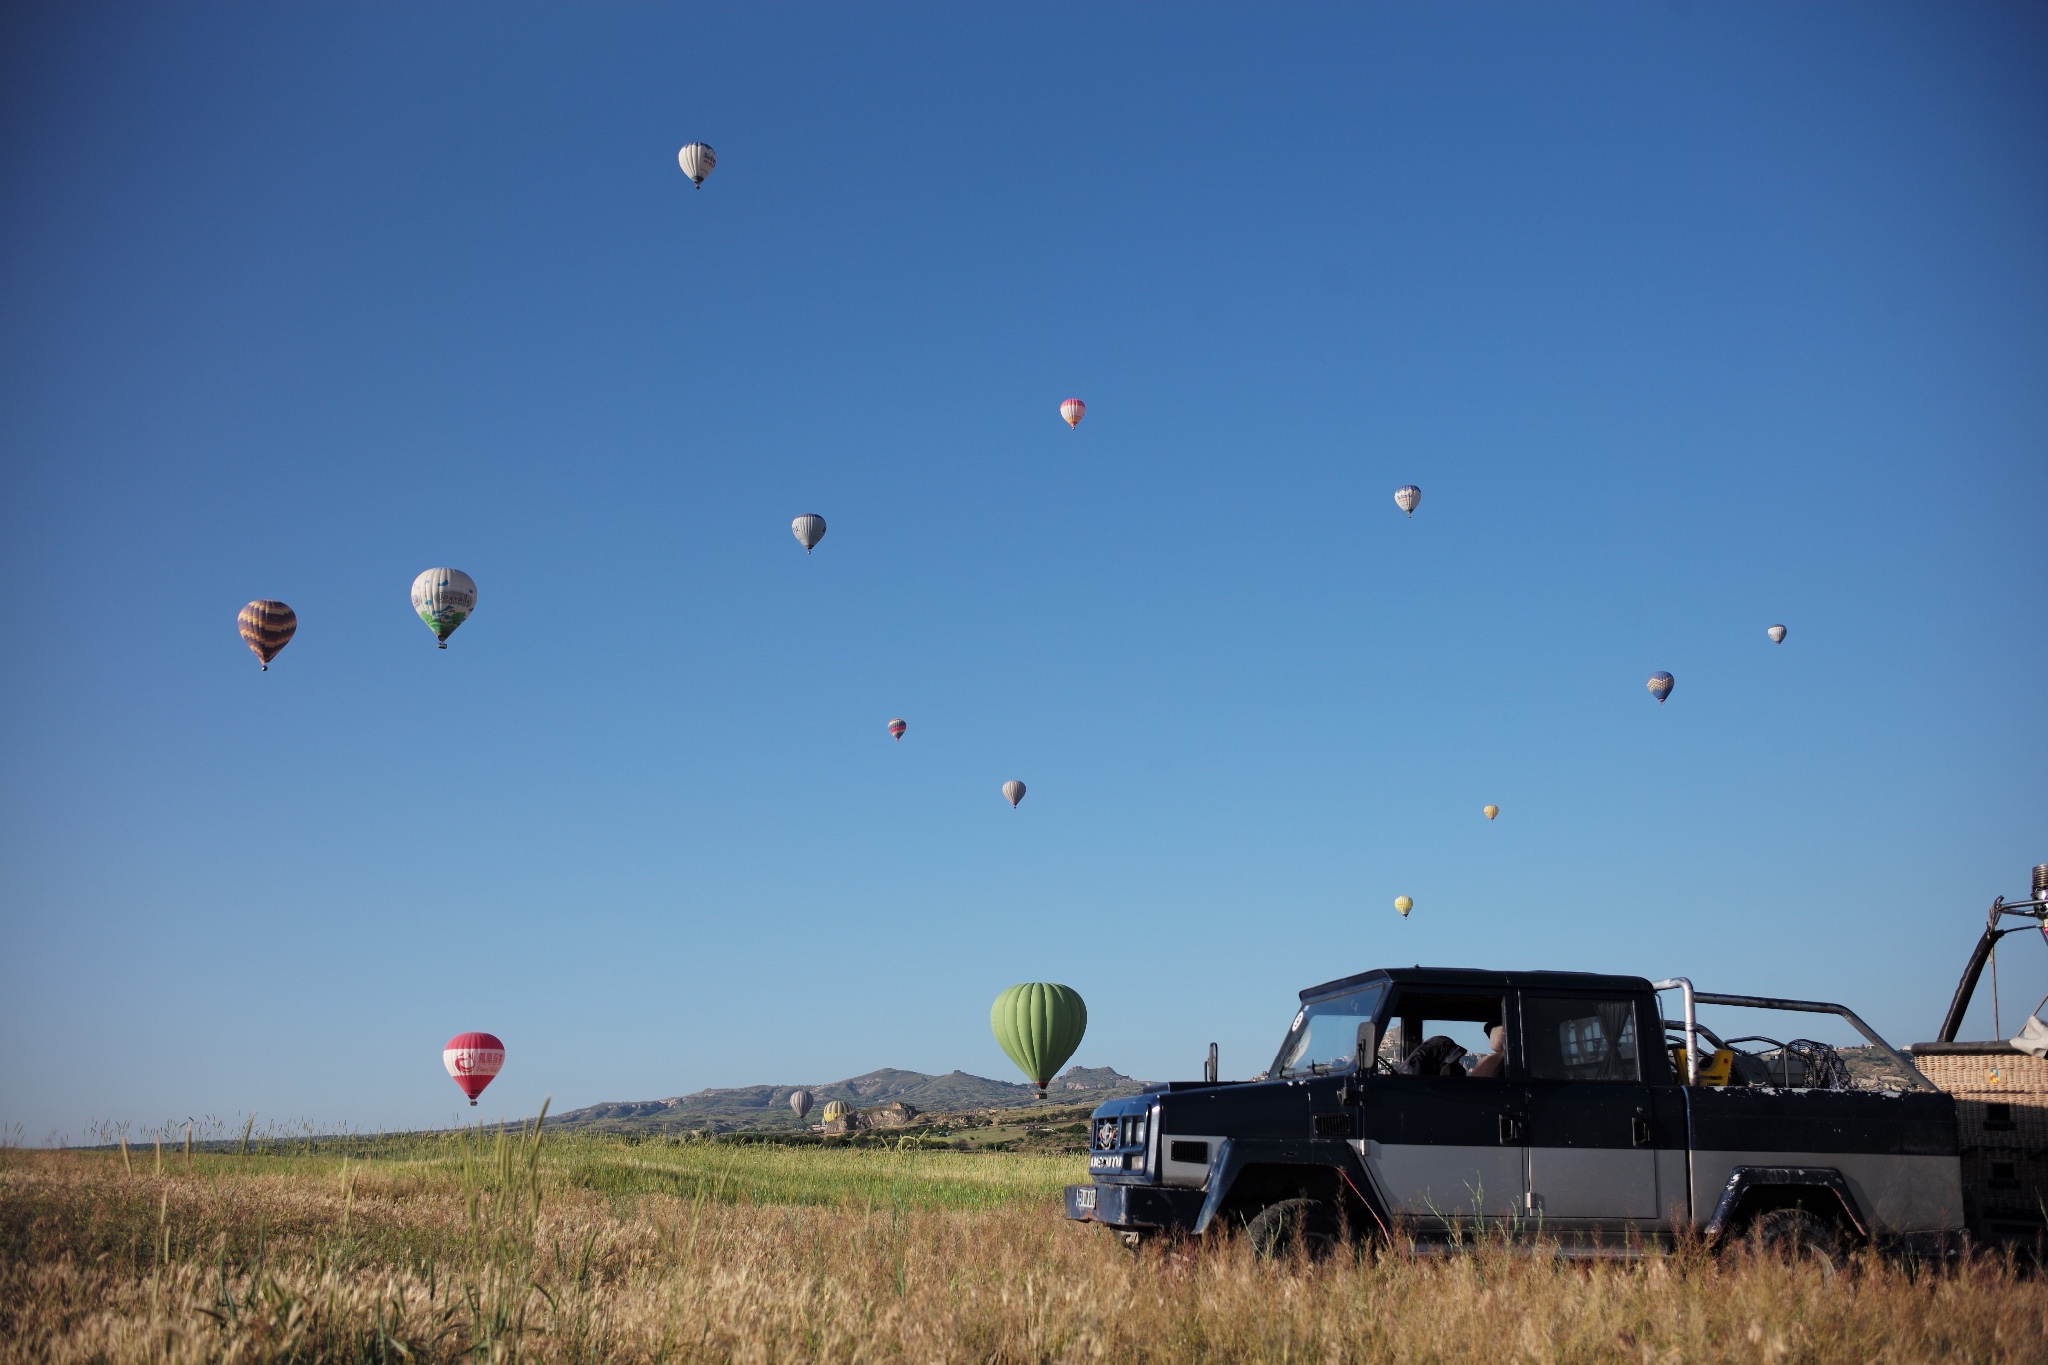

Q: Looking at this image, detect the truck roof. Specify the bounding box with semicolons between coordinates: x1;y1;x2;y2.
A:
1300;966;1658;1001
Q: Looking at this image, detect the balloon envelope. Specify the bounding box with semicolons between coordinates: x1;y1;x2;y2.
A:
238;600;296;670
444;1032;504;1106
678;142;716;186
789;1088;813;1119
1647;671;1674;704
888;718;907;741
1483;804;1498;821
1394;896;1413;917
821;1100;851;1122
1767;624;1787;644
1059;398;1085;428
1002;779;1026;808
412;569;477;647
990;982;1087;1096
1394;485;1421;517
792;514;827;553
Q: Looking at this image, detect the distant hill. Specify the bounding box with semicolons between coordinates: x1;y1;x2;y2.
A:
547;1065;1147;1134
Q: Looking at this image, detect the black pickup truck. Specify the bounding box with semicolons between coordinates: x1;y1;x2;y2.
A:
1065;967;1964;1261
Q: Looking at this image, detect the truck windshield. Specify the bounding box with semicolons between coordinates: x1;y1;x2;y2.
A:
1272;984;1387;1077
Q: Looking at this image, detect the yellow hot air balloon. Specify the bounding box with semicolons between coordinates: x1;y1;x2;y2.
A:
1483;804;1498;821
1394;896;1413;917
821;1100;851;1123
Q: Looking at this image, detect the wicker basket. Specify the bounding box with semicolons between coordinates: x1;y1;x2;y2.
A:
1912;1051;2048;1224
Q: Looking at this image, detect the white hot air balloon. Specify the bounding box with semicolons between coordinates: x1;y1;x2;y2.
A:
789;1088;814;1120
411;568;478;648
1394;485;1421;517
678;143;716;188
791;514;827;553
1002;779;1026;809
1767;624;1787;644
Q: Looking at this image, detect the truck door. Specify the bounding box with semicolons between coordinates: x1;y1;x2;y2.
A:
1518;991;1661;1235
1356;989;1526;1227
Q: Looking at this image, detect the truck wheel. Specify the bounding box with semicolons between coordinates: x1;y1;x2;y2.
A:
1748;1206;1848;1273
1245;1198;1344;1261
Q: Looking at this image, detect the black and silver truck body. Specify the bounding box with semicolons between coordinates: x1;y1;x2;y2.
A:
1067;967;1963;1254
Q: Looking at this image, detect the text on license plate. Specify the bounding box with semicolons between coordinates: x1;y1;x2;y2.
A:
1075;1186;1097;1211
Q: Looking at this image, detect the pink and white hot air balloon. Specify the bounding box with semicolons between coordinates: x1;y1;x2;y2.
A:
1059;398;1085;429
444;1032;505;1107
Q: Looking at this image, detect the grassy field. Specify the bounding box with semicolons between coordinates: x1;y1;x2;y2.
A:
4;1125;2045;1363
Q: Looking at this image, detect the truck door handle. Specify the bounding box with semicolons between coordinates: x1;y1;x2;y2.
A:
1498;1115;1522;1144
1631;1116;1651;1148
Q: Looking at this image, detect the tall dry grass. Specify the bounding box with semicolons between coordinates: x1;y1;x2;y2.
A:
3;1135;2043;1363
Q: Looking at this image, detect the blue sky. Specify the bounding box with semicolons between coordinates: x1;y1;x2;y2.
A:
2;3;2044;1141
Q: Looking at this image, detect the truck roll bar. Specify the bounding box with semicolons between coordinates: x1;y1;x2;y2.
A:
1654;979;1936;1091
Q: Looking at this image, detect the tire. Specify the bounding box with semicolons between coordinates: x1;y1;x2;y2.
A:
1245;1198;1344;1261
1748;1205;1848;1272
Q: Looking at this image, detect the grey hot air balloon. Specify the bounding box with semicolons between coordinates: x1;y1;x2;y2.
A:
678;143;716;188
791;514;827;553
1767;624;1787;644
1002;779;1026;809
789;1088;813;1120
1394;485;1421;517
411;569;478;648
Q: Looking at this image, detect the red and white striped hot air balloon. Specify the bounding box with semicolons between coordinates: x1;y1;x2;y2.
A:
1059;398;1085;429
444;1032;505;1106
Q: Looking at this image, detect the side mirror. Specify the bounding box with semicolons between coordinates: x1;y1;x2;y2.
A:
1355;1022;1377;1073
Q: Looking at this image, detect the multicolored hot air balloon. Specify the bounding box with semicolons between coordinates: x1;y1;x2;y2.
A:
1002;779;1026;808
1767;624;1787;644
1647;672;1674;704
678;143;716;187
789;1088;813;1119
1059;398;1085;429
792;514;827;553
1394;485;1421;517
821;1100;851;1124
1394;896;1413;917
238;601;296;671
888;718;907;742
990;982;1087;1098
411;569;477;648
1483;804;1498;821
444;1032;504;1107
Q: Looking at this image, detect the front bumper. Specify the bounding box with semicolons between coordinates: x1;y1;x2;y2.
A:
1064;1183;1206;1231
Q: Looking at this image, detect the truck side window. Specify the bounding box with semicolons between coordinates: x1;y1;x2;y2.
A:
1376;993;1508;1077
1522;996;1640;1082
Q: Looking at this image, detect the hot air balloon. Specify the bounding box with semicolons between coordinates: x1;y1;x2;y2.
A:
443;1032;504;1107
821;1100;851;1123
1002;779;1026;808
411;569;477;648
1483;804;1498;821
1394;896;1413;917
1767;624;1787;644
238;601;296;670
678;143;716;187
1647;672;1674;704
1059;398;1086;429
789;1088;814;1119
791;514;827;553
990;983;1087;1098
888;718;907;742
1394;485;1421;517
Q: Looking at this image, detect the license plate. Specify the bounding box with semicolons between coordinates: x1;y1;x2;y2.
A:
1075;1186;1097;1211
1089;1154;1122;1169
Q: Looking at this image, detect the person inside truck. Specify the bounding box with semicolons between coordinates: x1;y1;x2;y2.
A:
1467;1023;1508;1079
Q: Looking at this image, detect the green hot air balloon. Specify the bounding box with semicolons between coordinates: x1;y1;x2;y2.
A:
991;982;1087;1098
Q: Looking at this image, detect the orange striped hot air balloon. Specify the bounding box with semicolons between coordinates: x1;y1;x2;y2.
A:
238;601;297;671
